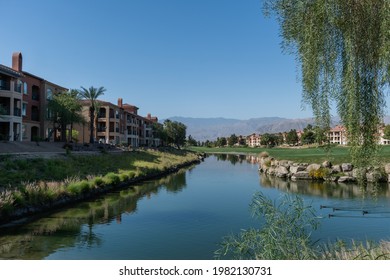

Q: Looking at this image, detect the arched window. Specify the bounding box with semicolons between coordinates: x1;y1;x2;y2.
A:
23;82;28;94
46;88;53;100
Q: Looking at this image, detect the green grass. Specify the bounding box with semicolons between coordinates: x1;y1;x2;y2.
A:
0;148;200;219
189;145;390;164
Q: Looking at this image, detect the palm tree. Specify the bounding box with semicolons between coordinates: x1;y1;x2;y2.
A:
79;86;106;143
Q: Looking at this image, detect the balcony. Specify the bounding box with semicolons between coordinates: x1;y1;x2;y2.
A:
0;79;10;91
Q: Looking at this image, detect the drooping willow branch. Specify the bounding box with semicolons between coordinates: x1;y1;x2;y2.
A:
264;0;390;168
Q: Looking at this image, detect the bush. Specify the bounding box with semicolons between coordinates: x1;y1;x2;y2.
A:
309;167;330;180
67;180;91;195
92;177;104;187
103;173;120;185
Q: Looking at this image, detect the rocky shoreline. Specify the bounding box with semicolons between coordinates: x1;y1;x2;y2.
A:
258;155;390;183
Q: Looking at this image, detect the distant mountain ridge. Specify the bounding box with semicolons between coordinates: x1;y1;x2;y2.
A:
166;116;390;142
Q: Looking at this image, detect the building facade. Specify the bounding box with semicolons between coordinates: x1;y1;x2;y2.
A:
75;98;160;147
1;52;67;142
0;63;23;141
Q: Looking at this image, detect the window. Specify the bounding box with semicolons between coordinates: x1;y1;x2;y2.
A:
15;80;22;93
22;103;27;116
23;82;28;94
46;88;53;100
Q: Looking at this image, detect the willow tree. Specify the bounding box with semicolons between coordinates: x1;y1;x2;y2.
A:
264;0;390;168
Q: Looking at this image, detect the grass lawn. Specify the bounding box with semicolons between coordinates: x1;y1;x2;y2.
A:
189;145;390;164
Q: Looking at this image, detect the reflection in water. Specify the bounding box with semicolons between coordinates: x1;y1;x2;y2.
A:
0;168;189;259
260;173;390;199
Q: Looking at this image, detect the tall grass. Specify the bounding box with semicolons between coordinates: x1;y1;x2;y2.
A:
0;149;200;220
216;192;390;260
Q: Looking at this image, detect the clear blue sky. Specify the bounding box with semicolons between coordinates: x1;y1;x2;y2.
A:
1;0;323;120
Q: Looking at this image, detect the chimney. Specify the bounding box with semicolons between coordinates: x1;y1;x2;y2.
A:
147;113;151;119
12;52;23;71
118;98;123;108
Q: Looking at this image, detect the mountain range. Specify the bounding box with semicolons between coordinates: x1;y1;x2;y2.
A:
166;116;390;141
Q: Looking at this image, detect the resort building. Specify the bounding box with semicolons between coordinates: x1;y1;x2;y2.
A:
246;133;262;147
1;52;67;142
0;62;23;141
328;125;348;145
75;98;160;147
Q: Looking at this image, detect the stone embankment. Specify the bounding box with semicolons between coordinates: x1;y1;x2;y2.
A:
258;155;390;183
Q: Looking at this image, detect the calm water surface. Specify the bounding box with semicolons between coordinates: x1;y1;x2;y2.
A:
0;154;390;259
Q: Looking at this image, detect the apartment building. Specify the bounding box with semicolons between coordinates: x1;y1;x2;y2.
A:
75;98;160;147
328;125;348;145
246;133;261;147
0;63;23;141
0;52;67;142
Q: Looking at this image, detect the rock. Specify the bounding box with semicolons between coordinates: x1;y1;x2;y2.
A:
278;160;291;168
325;176;339;182
291;171;310;181
366;171;384;182
322;161;332;168
352;168;367;180
307;164;321;172
267;167;276;176
338;176;356;183
384;163;390;174
275;165;289;178
341;163;353;172
331;165;342;173
290;165;307;174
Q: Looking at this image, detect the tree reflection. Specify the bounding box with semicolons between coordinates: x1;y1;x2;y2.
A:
0;168;190;259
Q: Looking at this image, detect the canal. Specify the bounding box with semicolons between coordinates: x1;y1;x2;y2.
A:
0;154;390;259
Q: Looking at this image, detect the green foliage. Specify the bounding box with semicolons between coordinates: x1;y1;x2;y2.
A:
67;180;91;195
163;120;187;149
79;86;106;144
186;135;198;146
228;134;238;147
309;167;330;180
264;0;390;168
48;90;84;142
383;125;390;140
216;192;319;259
286;129;299;145
103;173;121;185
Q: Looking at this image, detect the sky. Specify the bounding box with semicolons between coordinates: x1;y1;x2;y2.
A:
1;0;320;120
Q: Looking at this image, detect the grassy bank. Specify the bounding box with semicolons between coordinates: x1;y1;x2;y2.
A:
189;145;390;164
0;148;201;223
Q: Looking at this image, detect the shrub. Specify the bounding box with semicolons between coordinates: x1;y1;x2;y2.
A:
309;167;330;180
103;173;120;185
92;177;104;187
67;180;91;195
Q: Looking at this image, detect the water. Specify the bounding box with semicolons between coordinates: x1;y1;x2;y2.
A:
0;154;390;259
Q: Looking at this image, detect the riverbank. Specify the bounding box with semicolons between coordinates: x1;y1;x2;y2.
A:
0;148;204;225
189;145;390;164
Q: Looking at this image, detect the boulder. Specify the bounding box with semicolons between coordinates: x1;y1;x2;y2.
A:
322;161;332;168
341;163;353;172
307;164;321;172
275;165;289;178
366;171;384;183
331;165;342;174
291;171;310;181
338;176;356;183
289;165;307;174
352;168;367;180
